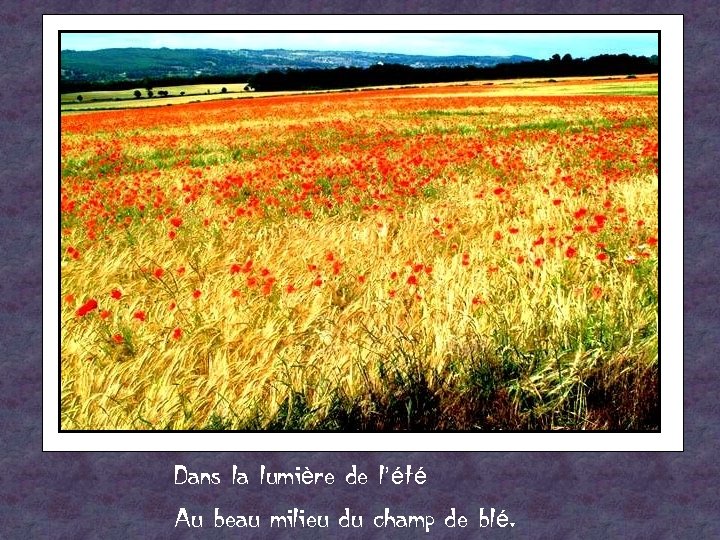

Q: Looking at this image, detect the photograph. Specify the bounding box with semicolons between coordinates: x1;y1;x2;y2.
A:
58;30;659;433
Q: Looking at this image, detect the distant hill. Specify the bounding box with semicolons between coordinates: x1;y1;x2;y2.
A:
60;47;535;83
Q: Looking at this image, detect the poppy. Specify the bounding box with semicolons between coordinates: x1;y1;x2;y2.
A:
76;299;98;317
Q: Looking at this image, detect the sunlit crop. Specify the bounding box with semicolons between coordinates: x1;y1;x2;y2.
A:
60;79;658;430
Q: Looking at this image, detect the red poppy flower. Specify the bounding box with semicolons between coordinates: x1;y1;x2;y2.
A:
76;298;98;317
593;214;608;227
407;275;418;286
230;263;241;274
154;268;164;279
565;247;577;258
113;334;123;344
170;217;183;228
358;274;366;284
133;310;146;322
285;284;297;293
192;289;201;299
172;327;183;340
99;310;111;320
591;286;603;300
111;289;122;300
596;253;608;262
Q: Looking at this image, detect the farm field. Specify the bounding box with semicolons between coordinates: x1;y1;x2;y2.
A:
60;78;659;431
60;74;658;111
61;83;251;110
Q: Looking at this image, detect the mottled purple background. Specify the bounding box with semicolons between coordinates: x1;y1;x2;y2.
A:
1;2;716;538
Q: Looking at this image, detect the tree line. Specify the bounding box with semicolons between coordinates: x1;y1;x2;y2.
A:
60;53;658;95
247;53;659;92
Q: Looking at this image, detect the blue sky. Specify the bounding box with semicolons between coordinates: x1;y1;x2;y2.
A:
60;33;658;59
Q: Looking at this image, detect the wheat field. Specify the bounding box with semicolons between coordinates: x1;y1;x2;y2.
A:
60;78;658;430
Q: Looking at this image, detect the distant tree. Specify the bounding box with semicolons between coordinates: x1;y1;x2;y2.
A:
180;91;185;96
551;53;561;62
221;87;227;93
562;53;573;62
133;90;142;99
147;89;154;98
76;95;83;102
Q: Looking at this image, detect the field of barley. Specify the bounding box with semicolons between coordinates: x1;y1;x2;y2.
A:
60;77;659;431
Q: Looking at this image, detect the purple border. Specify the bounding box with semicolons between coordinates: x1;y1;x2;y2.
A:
2;2;717;537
